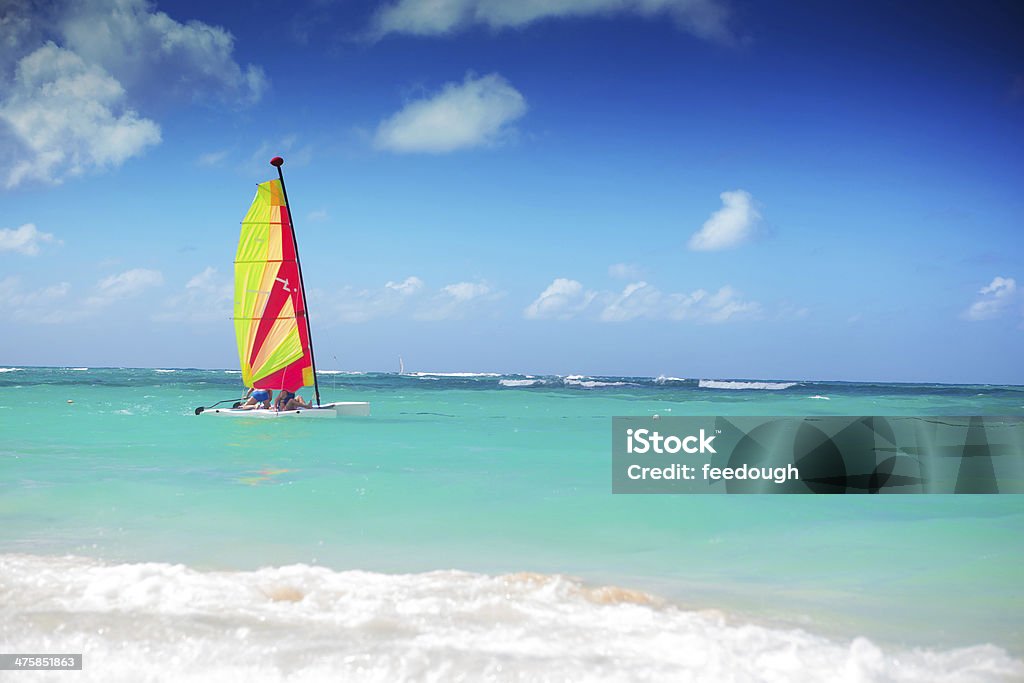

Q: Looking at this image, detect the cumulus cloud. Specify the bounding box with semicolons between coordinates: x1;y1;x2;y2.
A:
386;276;425;296
416;281;499;320
441;281;490;301
602;281;759;322
1;0;266;188
599;281;663;322
688;189;761;251
963;276;1018;321
327;276;426;323
56;0;266;104
324;276;499;322
524;278;596;319
526;278;760;323
86;267;163;307
370;0;735;44
0;223;61;255
0;43;161;188
0;276;71;323
0;266;164;323
374;73;527;153
155;267;232;322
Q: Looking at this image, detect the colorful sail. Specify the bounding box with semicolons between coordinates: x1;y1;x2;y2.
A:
233;179;314;392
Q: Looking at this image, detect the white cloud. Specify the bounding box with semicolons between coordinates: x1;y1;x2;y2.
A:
441;281;490;301
0;276;71;323
963;276;1018;321
86;267;163;307
326;276;424;323
0;43;161;188
325;276;499;322
600;281;663;322
608;263;642;280
374;73;527;153
155;267;232;322
0;223;60;255
688;189;761;251
416;281;499;320
601;281;759;322
697;285;761;322
526;278;760;323
0;1;39;73
307;209;329;223
0;266;165;324
57;0;266;105
371;0;734;44
386;276;425;295
524;278;596;319
1;0;266;188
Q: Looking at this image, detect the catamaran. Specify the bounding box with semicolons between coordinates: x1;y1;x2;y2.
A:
197;156;369;418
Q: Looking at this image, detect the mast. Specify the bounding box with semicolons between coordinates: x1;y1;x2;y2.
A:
270;156;322;407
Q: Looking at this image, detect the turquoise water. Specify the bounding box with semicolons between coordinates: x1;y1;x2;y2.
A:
1;366;1023;679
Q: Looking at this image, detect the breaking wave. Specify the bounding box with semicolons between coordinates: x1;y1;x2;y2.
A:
412;372;503;378
1;554;1019;683
564;376;629;388
499;379;545;387
699;380;798;390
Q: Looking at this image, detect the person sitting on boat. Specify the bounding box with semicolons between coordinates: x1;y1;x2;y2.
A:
275;389;311;411
241;387;273;410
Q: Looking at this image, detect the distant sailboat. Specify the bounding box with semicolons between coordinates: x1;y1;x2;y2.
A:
199;156;369;418
399;356;405;375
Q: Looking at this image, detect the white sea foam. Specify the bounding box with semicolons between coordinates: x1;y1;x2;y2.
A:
224;370;242;374
564;378;628;388
699;380;798;390
0;367;23;373
412;372;502;377
655;375;688;384
70;367;89;371
499;379;544;387
810;395;831;400
0;554;1019;683
154;369;176;373
319;370;365;375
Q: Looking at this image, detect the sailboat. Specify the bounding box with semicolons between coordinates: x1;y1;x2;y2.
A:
199;156;369;418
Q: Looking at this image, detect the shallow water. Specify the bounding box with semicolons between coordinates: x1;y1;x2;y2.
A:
1;367;1022;680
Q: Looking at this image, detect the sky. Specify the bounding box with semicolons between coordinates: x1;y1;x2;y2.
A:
1;0;1022;383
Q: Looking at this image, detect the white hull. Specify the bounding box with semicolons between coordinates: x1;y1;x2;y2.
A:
201;401;370;418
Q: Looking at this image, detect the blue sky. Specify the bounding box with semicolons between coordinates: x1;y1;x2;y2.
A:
1;0;1022;383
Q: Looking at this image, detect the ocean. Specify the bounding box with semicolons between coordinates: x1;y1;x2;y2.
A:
1;366;1022;682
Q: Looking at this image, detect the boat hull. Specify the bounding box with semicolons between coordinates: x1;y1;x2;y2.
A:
200;401;370;418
